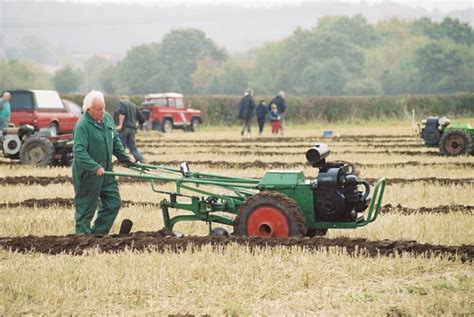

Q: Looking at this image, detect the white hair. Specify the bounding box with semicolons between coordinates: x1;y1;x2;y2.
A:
278;91;286;98
83;90;105;112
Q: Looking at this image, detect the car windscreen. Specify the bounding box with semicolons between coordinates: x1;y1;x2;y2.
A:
34;90;64;109
9;91;35;110
176;98;184;108
62;99;82;115
144;98;167;106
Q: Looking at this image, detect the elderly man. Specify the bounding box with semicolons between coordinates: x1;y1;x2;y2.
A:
0;92;12;130
72;90;133;235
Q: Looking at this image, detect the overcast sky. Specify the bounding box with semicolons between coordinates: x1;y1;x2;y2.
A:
40;0;474;13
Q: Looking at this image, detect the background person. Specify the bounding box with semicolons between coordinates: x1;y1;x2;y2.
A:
268;91;287;135
238;88;256;138
256;99;268;136
72;90;134;235
269;103;281;136
0;92;12;130
116;95;148;164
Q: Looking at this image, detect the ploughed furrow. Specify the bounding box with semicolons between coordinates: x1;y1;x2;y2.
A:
1;198;473;215
138;135;415;144
136;141;422;148
142;149;439;157
0;231;472;262
141;160;472;169
1;176;472;187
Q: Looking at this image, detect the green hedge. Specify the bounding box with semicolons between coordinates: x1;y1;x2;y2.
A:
62;93;474;125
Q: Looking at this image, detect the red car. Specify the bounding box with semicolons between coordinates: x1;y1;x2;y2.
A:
141;92;202;133
8;89;81;135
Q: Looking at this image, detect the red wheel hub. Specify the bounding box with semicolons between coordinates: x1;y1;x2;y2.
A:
247;206;289;237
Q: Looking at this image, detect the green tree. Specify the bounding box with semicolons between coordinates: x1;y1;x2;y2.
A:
415;42;463;93
52;65;83;93
0;59;51;89
158;28;228;93
83;56;112;91
116;43;161;93
317;14;378;47
300;59;349;95
212;61;248;95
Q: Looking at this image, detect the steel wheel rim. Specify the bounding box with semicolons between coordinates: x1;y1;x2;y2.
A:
247;206;289;237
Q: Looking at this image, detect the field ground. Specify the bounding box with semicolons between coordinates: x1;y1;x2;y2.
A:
1;120;473;315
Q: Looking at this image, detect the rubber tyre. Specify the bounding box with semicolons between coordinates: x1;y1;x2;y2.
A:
234;191;307;237
439;129;472;156
48;122;59;136
162;119;173;133
19;137;55;166
190;118;200;132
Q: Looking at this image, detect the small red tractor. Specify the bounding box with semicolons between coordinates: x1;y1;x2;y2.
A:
140;93;202;133
1;125;73;166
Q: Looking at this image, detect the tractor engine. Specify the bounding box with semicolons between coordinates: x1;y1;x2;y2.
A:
1;125;35;158
421;116;450;145
306;144;370;222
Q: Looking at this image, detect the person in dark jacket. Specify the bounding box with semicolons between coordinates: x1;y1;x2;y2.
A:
238;88;256;138
268;91;287;135
116;95;148;164
72;90;134;235
255;99;268;136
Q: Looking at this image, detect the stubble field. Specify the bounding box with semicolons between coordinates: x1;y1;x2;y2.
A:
0;122;473;315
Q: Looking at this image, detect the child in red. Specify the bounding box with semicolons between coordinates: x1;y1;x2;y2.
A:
269;104;281;135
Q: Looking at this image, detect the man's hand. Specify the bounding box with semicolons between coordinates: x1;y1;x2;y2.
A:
121;159;136;168
96;167;105;176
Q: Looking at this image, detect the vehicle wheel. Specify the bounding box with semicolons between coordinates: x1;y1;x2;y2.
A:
49;122;59;136
190;118;200;132
439;129;472;156
307;228;328;237
234;191;307;237
162;119;173;133
19;137;55;166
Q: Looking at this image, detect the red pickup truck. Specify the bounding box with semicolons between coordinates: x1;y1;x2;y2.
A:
8;89;81;135
141;92;202;133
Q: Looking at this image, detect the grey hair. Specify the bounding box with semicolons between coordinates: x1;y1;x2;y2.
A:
83;90;105;112
278;91;286;98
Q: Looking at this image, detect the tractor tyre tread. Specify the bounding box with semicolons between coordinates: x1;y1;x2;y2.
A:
19;137;55;166
234;191;307;237
439;129;472;156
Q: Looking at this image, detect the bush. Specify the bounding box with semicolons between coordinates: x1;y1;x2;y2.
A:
61;93;474;125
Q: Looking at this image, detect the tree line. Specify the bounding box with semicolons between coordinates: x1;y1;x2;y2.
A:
1;15;473;96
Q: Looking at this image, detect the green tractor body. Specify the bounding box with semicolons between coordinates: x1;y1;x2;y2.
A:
107;144;385;238
420;117;474;156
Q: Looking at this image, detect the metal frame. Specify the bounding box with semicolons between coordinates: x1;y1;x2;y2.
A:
106;164;386;233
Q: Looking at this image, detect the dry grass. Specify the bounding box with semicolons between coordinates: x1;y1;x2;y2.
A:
1;247;472;316
0;121;473;315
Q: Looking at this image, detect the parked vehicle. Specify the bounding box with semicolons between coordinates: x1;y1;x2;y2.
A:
141;92;202;133
7;90;81;135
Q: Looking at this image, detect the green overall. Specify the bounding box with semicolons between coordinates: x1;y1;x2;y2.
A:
72;112;130;235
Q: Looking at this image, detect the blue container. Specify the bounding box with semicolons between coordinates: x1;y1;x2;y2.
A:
323;130;333;138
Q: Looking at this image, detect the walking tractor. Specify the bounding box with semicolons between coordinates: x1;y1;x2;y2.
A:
107;144;386;237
